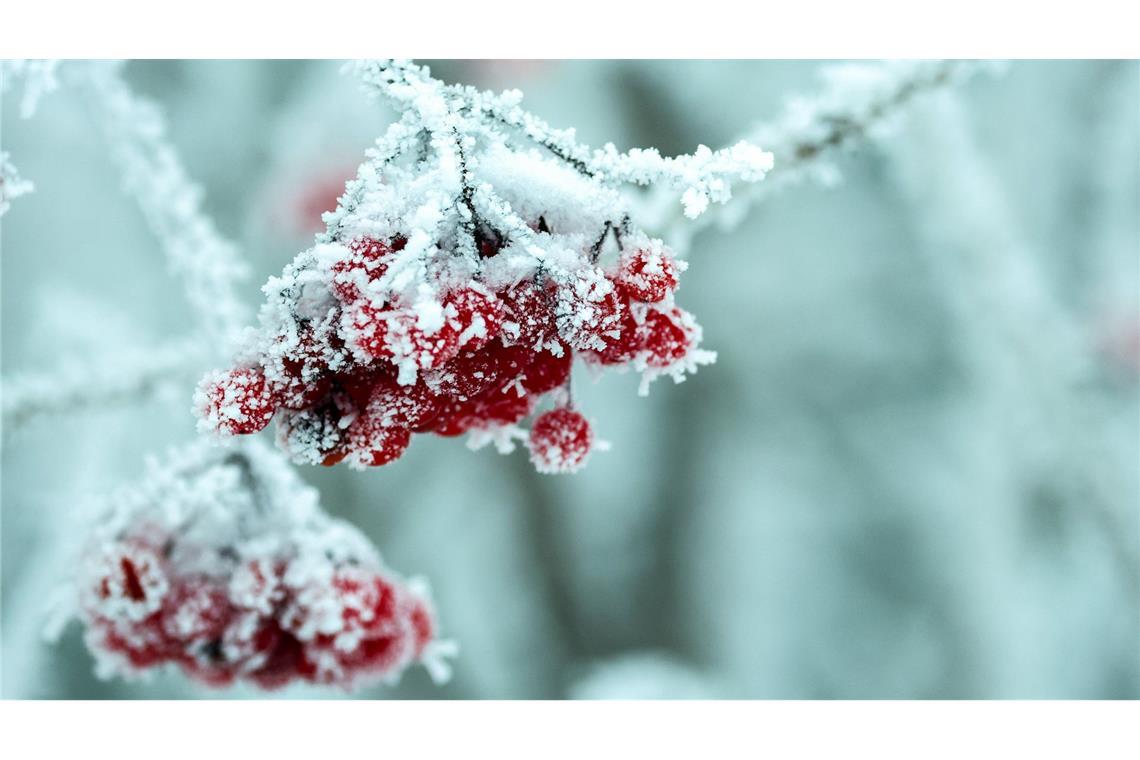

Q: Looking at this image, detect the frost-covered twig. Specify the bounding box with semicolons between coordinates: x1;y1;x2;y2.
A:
3;63;254;431
654;60;993;247
1;59;60;119
353;59;773;219
751;60;988;191
75;62;250;347
0;150;34;217
1;60;60;216
1;338;206;434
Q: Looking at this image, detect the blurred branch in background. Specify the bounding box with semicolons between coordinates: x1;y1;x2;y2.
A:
1;338;204;436
1;60;59;216
651;60;996;250
75;61;251;348
888;92;1140;600
0;59;59;119
3;61;251;434
1;60;1136;699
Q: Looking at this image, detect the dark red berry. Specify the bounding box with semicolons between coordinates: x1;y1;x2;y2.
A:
499;280;556;350
520;348;572;395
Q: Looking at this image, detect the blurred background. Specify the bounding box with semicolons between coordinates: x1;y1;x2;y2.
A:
1;60;1137;699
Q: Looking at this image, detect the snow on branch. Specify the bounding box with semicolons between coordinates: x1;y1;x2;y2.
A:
76;62;251;347
1;59;60;118
353;59;773;219
1;60;60;215
656;60;997;246
752;60;995;190
1;151;34;217
1;337;206;435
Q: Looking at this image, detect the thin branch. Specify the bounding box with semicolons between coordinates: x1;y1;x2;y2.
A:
74;62;251;348
352;59;773;219
888;92;1140;602
1;59;60;119
1;338;205;435
655;60;997;247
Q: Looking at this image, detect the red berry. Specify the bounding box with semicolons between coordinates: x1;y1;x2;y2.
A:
161;577;233;647
89;540;170;621
553;270;624;352
93;616;173;670
475;387;533;426
499;280;556;349
616;246;679;303
446;287;504;351
520;348;572;395
196;367;277;436
528;408;593;474
331;569;399;634
638;308;691;368
366;373;442;430
585;286;638;365
245;622;314;691
336;366;386;408
430;397;480;437
408;599;434;658
229;559;285;614
330;236;405;304
383;309;461;371
343;302;394;361
264;328;335;409
425;341;529;402
345;414;412;468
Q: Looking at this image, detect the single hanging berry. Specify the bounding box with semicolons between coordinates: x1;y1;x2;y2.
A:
528;408;594;474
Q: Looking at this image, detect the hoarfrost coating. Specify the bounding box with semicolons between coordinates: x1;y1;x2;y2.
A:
2;60;1134;700
196;60;758;475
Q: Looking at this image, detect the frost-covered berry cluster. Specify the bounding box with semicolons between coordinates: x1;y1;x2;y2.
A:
69;439;452;690
194;59;755;474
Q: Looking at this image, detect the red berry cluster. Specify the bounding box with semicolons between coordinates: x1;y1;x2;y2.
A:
79;530;439;690
196;232;707;473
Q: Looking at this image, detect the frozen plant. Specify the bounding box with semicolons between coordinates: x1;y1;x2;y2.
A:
3;61;456;694
1;60;993;696
651;60;996;250
195;59;773;474
54;438;453;690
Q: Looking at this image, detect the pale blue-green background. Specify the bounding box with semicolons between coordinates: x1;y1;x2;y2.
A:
2;60;1137;699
